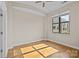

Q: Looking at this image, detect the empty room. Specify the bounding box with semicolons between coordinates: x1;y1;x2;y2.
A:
0;1;79;58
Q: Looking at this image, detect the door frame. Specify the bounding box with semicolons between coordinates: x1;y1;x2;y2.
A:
2;2;7;58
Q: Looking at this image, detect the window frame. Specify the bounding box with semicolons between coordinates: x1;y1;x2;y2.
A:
52;12;70;34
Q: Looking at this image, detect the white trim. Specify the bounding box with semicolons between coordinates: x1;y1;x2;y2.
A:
52;11;70;18
12;6;46;16
2;2;7;57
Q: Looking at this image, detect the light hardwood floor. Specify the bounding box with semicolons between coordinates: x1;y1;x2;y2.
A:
7;40;79;58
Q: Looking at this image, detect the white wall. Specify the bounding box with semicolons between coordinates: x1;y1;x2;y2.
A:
7;4;45;49
46;2;79;49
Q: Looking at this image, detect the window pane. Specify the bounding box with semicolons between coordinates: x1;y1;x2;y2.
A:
52;24;59;33
60;14;69;22
60;22;69;33
53;17;59;23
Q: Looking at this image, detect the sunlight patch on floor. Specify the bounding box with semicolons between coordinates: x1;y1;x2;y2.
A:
23;51;43;58
13;43;58;58
38;47;58;57
33;43;48;49
21;46;35;53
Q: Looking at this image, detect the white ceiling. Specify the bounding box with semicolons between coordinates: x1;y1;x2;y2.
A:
15;1;72;14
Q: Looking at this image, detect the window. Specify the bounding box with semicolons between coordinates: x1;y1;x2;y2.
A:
52;12;70;34
52;16;59;33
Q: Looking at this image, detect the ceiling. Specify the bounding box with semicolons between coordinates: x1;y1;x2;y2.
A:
14;1;72;14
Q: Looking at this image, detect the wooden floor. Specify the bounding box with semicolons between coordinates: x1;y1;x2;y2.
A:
7;40;79;58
